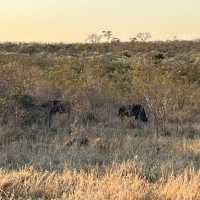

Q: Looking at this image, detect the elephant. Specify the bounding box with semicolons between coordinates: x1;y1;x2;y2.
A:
118;104;148;122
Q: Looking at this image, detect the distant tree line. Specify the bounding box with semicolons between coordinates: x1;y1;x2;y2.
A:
86;31;152;44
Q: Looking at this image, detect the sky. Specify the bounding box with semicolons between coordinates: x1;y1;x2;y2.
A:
0;0;200;43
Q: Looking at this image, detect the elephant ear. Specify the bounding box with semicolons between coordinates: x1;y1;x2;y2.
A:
130;105;140;116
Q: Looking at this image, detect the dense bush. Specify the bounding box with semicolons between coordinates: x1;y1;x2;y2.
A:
0;41;200;135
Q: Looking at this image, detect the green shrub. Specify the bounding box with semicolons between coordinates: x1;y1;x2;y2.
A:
16;94;33;108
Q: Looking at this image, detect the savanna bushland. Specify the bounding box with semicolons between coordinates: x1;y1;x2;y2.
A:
0;40;200;199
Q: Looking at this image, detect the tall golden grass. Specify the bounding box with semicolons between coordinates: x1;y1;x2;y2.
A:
0;163;200;199
0;127;200;199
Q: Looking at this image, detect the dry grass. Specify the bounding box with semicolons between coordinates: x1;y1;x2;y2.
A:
0;126;200;199
0;163;200;199
1;41;200;199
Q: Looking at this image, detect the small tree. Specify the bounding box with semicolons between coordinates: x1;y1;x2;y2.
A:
132;65;198;137
102;30;112;43
86;33;102;43
136;32;152;42
129;37;137;43
133;67;171;136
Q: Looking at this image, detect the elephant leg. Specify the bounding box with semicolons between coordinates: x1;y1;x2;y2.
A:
48;111;54;128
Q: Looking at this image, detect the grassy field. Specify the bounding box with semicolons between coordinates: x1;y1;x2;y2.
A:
0;126;200;199
0;41;200;199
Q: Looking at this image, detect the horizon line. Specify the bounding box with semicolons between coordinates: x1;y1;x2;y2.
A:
0;37;200;45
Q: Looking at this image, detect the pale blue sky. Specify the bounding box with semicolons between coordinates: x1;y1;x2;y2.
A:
1;0;200;42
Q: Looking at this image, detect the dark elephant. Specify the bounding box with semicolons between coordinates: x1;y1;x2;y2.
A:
13;95;71;128
118;104;148;123
39;100;71;128
47;100;71;128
